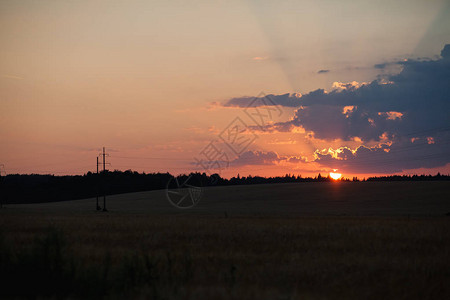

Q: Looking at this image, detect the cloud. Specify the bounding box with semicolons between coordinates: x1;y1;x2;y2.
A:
317;69;330;74
257;45;450;141
314;136;449;173
440;44;450;59
225;44;450;173
378;111;403;120
331;81;367;91
230;150;282;166
229;150;308;167
223;93;302;108
374;63;389;69
286;156;308;164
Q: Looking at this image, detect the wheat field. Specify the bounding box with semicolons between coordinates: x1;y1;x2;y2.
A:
1;181;450;299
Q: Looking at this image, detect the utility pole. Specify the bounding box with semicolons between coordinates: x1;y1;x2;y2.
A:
96;157;101;211
103;147;106;174
0;164;5;209
98;147;110;212
102;147;107;211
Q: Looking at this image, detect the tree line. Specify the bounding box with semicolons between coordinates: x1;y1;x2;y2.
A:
0;170;448;204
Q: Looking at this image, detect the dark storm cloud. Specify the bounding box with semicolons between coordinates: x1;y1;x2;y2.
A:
253;44;450;141
441;44;450;58
224;44;450;173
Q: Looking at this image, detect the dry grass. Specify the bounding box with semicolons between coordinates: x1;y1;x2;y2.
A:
1;212;449;299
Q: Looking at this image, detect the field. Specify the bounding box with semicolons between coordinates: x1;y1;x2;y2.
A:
1;181;450;299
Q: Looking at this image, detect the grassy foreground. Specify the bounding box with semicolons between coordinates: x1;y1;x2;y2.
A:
1;213;449;299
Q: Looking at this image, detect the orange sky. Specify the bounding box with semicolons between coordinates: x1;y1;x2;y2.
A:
1;0;450;178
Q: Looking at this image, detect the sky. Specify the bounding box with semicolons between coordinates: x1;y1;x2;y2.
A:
1;0;450;178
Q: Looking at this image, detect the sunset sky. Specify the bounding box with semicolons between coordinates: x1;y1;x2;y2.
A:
1;0;450;178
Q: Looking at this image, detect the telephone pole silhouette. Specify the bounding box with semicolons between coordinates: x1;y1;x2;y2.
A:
96;157;101;211
0;164;5;209
98;147;110;212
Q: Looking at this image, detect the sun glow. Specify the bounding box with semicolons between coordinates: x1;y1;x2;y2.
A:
329;172;342;180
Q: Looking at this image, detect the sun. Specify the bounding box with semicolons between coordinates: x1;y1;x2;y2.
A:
329;171;342;180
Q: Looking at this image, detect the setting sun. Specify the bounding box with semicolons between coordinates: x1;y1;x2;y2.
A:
330;172;342;180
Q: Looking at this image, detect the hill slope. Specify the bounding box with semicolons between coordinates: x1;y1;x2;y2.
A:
6;181;450;216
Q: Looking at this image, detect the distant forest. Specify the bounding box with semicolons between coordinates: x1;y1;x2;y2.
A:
0;170;449;204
